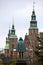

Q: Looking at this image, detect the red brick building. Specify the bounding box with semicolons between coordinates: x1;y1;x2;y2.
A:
5;24;18;59
4;8;43;61
24;8;39;59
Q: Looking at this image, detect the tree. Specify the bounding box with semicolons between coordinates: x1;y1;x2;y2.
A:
35;35;43;65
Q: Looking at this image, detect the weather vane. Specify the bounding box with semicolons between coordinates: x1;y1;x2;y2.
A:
33;0;35;10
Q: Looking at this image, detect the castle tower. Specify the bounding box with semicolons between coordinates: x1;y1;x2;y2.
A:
5;37;9;57
28;1;39;49
9;23;18;58
5;21;18;58
24;1;39;60
29;9;38;35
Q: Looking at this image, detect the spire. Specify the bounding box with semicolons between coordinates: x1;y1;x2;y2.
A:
11;17;15;34
31;10;36;20
33;0;35;11
31;0;36;20
29;0;38;29
8;25;10;37
9;26;10;34
12;17;15;29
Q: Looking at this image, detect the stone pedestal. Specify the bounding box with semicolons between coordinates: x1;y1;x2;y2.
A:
16;59;27;65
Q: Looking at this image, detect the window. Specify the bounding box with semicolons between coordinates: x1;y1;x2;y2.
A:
12;44;14;49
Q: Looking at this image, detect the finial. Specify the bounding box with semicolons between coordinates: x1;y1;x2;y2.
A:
12;16;15;29
8;23;10;37
8;21;10;31
33;0;35;11
9;24;10;30
12;16;14;25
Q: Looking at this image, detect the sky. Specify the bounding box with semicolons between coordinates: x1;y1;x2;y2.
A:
0;0;43;49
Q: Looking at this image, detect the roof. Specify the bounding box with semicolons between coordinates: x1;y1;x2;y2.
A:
9;34;17;39
29;27;38;29
5;43;9;50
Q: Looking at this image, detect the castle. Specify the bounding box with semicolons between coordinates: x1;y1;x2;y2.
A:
4;4;43;61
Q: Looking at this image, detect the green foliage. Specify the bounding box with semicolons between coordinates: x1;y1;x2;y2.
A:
36;46;41;49
0;59;3;65
35;36;43;65
9;59;16;65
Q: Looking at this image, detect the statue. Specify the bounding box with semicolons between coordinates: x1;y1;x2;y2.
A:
16;37;26;59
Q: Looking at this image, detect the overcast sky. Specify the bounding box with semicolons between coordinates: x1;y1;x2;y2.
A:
0;0;43;49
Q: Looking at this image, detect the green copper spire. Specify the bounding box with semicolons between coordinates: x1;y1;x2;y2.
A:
12;17;14;29
31;9;36;20
29;9;38;29
9;19;17;39
8;28;10;37
11;18;15;34
12;24;14;29
29;0;38;29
